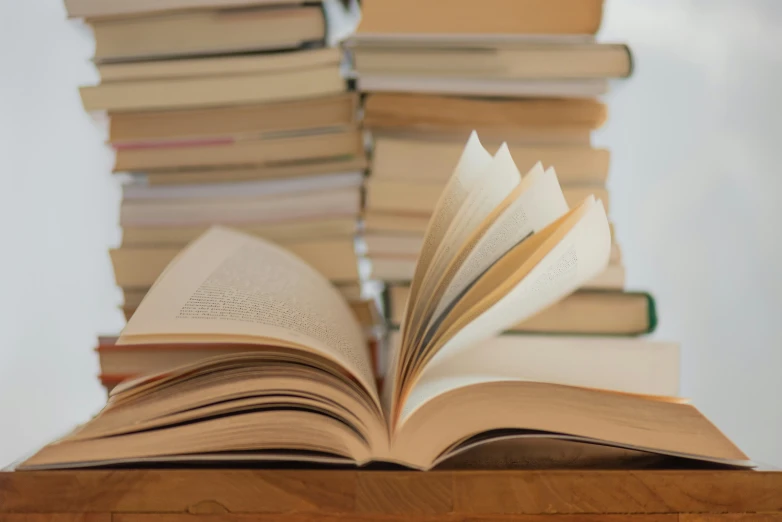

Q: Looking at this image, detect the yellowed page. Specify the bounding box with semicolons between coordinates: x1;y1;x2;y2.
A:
118;227;378;404
400;132;492;324
423;145;522;299
429;166;569;325
393;381;750;471
392;330;682;423
406;144;522;348
400;199;612;420
390;132;492;409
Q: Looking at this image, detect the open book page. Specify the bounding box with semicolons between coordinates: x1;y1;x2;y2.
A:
398;198;612;419
425;165;569;341
390;132;492;411
406;145;522;352
404;145;522;368
401;132;491;315
395;328;684;426
118;227;378;405
404;204;582;384
391;380;751;470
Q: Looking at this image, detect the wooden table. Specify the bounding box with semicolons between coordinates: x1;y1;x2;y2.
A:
2;468;782;521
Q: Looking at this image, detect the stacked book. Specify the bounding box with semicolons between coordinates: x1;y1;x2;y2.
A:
347;0;661;362
65;0;382;390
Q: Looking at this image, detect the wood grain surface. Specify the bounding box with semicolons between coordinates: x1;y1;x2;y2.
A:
2;469;782;519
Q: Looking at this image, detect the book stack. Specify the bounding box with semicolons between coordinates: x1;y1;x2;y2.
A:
64;0;381;389
347;0;658;359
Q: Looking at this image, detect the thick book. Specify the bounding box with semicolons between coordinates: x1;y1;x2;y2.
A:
19;133;751;470
91;5;325;63
113;126;362;172
355;0;605;37
380;330;679;394
363;94;607;144
351;41;632;80
386;285;656;336
371;137;610;185
81;64;345;112
108;91;357;147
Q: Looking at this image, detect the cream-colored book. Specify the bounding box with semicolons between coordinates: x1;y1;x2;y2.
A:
113;127;362;172
120;186;362;227
353;43;631;80
372;137;610;185
136;156;368;185
356;75;609;98
20;132;750;471
92;6;326;63
386;285;655;336
111;237;361;287
81;65;345;112
121;217;358;247
108;92;357;145
366;178;611;215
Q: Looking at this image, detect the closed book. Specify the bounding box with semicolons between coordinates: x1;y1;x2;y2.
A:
371;137;610;185
364;94;607;138
386;284;656;336
113;127;362;171
92;6;325;62
81;64;345;112
356;0;605;36
109;91;356;146
352;42;631;79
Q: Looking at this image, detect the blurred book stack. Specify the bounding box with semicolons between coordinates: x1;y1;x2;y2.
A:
65;0;383;390
348;0;664;375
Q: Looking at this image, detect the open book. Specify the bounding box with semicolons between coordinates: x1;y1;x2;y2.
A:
20;133;751;470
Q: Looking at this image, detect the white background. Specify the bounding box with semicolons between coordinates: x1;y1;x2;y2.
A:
1;0;780;467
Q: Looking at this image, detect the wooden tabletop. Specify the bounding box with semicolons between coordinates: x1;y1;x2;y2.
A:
2;468;782;521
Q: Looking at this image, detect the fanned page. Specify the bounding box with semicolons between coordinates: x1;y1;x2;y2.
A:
119;227;378;404
404;145;522;372
389;132;492;410
392;131;612;420
407;147;519;334
398;200;615;421
427;166;568;328
418;197;611;382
